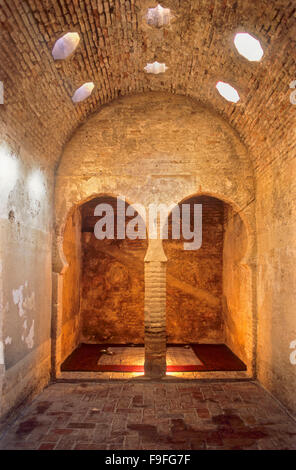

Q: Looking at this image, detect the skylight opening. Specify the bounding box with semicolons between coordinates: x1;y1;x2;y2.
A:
146;4;172;27
234;33;264;62
216;81;240;103
72;82;95;103
52;32;80;60
144;61;168;74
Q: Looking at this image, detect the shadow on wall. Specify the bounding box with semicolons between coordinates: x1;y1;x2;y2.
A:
61;196;148;363
53;93;256;376
163;194;251;368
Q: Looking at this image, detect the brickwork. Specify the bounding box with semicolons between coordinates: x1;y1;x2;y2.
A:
0;0;294;425
0;1;294;174
144;259;167;378
164;196;224;344
54;93;256;378
223;205;252;368
256;156;296;417
79;197;147;344
0;380;295;450
61;209;81;362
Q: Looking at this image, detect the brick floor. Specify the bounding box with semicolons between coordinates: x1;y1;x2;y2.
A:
0;381;295;450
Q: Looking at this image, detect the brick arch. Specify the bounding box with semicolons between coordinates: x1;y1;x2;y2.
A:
52;193;148;375
53;92;256;378
54;93;256;274
162;192;255;374
170;190;254;265
53;192;148;274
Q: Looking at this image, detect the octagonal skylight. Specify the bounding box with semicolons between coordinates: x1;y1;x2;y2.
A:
52;32;80;60
72;82;95;103
144;62;168;74
146;4;172;27
234;33;264;62
216;81;240;103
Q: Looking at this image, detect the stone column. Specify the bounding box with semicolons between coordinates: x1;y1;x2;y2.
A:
144;239;167;378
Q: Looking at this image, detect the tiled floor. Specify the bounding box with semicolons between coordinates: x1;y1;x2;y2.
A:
98;346;202;366
0;380;295;450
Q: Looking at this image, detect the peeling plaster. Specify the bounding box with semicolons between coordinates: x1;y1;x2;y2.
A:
23;292;35;311
12;284;36;350
0;139;52;418
0;341;3;366
0;142;19;220
12;285;25;317
25;321;34;349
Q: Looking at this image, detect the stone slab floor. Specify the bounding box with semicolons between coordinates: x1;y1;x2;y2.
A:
0;381;296;450
98;347;202;366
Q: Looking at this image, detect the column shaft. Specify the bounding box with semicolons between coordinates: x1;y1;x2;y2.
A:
144;260;167;378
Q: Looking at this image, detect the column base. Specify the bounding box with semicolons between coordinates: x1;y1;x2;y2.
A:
144;353;166;379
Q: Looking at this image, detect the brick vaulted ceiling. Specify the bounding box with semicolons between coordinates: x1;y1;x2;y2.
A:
0;0;295;172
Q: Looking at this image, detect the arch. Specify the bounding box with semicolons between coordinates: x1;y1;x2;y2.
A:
54;192;148;275
52;193;148;375
162;191;255;373
53;92;256;377
171;190;254;265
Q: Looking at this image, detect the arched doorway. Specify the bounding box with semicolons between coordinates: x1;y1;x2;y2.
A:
59;195;148;371
163;194;252;372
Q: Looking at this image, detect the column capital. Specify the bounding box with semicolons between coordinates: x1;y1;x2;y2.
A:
144;239;167;263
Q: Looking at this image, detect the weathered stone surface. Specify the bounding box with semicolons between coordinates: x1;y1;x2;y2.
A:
223;204;252;368
79;197;147;345
0;0;294;175
61;209;81;362
0;381;296;450
164;196;225;344
0;140;53;422
0;0;294;427
256;155;296;417
54;93;256;378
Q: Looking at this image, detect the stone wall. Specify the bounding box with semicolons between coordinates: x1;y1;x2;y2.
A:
54;93;256;375
0;138;53;424
0;0;294;421
164;196;224;344
79;196;147;344
0;0;293;178
222;205;252;367
256;154;296;417
61;209;81;362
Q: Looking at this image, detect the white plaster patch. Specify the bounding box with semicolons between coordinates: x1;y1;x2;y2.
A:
25;320;34;349
27;168;46;200
12;283;36;349
12;285;25;317
0;341;4;365
4;336;12;345
0;142;19;219
23;292;35;311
